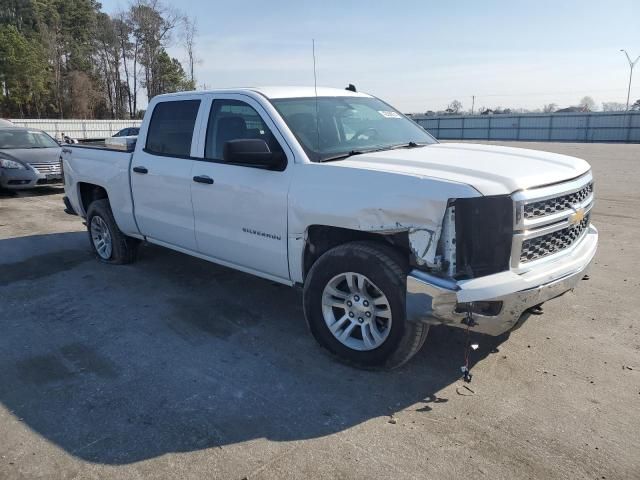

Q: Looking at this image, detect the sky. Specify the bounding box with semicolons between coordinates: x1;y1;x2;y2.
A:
99;0;640;113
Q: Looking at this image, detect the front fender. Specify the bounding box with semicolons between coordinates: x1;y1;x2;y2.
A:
287;163;480;283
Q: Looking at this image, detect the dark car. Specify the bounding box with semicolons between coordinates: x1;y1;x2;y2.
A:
112;127;139;137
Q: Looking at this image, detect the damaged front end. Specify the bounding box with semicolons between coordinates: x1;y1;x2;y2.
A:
406;196;514;334
405;194;598;336
408;196;513;279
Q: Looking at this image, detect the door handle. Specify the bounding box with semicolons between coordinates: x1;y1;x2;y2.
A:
193;175;214;184
133;166;148;174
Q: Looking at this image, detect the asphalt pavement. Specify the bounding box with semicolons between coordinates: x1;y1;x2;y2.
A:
0;142;639;479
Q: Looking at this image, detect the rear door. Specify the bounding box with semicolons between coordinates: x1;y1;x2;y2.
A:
189;94;293;281
131;98;203;250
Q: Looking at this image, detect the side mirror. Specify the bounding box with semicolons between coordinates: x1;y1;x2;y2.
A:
223;139;283;170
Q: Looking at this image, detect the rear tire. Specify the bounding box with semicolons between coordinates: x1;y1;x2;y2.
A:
303;241;428;369
86;199;138;264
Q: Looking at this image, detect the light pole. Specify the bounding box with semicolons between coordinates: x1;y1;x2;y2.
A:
620;49;639;110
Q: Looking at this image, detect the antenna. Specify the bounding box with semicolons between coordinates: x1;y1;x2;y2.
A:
312;39;320;151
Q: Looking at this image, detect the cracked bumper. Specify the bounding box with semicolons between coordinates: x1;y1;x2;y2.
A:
406;225;598;336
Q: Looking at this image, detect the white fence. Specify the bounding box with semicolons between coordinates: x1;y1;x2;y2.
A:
9;119;142;140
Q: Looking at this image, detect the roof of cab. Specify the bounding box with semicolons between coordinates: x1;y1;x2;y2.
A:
156;86;372;100
250;86;372;99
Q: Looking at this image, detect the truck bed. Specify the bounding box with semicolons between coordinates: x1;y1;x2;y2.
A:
62;143;140;236
75;135;137;151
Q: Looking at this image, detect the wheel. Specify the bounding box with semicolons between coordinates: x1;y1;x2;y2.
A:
86;199;138;264
303;241;428;369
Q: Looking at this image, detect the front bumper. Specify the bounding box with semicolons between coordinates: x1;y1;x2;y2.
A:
0;168;63;190
406;225;598;336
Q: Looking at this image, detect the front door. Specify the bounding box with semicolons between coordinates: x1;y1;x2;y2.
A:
190;95;292;281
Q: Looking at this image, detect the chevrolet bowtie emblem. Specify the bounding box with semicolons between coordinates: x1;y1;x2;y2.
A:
569;207;585;225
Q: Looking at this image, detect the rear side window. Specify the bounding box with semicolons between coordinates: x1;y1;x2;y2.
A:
145;100;200;157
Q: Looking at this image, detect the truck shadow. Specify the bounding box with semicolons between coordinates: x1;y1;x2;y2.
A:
0;234;508;465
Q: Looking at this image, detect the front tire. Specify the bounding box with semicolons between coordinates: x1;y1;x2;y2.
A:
303;241;428;369
86;199;138;264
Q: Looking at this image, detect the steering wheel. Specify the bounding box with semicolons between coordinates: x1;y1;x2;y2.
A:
350;127;380;141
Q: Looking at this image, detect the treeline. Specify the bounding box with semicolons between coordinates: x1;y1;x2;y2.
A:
0;0;197;119
418;95;640;116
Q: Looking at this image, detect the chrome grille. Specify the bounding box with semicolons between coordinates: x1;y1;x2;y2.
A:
512;172;594;269
520;214;590;263
524;182;593;219
29;162;61;174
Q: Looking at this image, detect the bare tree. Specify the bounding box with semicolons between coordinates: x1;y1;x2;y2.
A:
542;103;558;113
181;16;198;89
602;101;626;112
68;71;98;118
95;12;125;118
39;22;65;118
129;0;181;101
445;99;463;114
579;96;596;112
113;11;136;118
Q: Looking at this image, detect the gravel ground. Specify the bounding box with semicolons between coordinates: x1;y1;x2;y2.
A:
0;142;639;479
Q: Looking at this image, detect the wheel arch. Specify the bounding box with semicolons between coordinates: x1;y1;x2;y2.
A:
301;225;411;282
78;182;109;215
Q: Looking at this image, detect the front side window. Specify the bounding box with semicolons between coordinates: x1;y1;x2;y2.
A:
205;99;284;161
145;100;200;157
0;130;59;149
271;96;437;162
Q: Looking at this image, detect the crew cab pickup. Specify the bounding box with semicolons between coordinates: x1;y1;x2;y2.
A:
62;87;598;369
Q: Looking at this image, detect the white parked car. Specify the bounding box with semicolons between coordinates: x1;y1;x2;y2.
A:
61;87;597;369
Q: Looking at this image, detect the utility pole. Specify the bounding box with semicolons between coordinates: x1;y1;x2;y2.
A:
620;49;639;110
471;95;475;115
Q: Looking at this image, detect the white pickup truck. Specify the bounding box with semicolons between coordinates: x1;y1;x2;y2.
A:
62;86;598;369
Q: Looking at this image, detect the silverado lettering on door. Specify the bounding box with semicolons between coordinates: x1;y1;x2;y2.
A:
242;227;282;241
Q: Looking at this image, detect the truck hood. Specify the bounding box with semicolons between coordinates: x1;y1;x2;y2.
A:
333;142;591;196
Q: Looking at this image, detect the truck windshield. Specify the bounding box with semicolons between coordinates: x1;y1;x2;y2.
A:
0;130;59;149
271;96;436;162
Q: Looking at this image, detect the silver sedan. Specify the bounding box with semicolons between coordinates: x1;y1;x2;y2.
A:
0;127;63;190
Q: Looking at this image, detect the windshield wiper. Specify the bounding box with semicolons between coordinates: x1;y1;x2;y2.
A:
318;142;429;163
389;141;429;149
319;150;366;163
